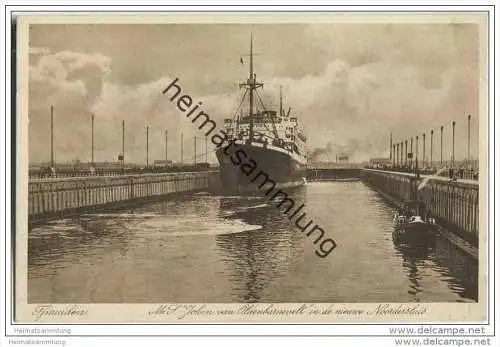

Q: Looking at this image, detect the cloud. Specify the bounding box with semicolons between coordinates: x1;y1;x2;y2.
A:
29;50;111;105
85;76;242;164
255;59;475;162
28;49;112;163
28;54;478;164
28;53;241;164
27;23;479;165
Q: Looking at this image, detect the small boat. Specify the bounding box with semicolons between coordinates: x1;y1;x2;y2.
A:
393;200;436;243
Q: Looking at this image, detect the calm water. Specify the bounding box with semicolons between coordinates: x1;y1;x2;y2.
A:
28;181;478;303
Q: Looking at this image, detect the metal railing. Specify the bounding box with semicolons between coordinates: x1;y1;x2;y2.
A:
364;165;479;181
28;165;214;180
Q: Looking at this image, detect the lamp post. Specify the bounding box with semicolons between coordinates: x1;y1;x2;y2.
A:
91;114;94;168
440;126;444;166
452;120;456;168
390;133;393;163
400;142;404;167
121;120;125;172
405;140;408;168
50;105;54;168
194;136;197;166
423;133;426;168
393;144;396;167
181;133;184;165
165;130;168;163
467;114;471;166
430;129;434;169
410;137;413;169
396;143;399;167
146;126;149;167
416;135;419;172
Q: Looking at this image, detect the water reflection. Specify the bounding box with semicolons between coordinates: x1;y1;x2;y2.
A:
429;236;478;302
215;187;307;302
29;216;130;270
392;226;477;302
28;182;478;303
392;231;434;302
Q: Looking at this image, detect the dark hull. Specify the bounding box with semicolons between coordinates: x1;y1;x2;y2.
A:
215;144;306;191
393;220;432;245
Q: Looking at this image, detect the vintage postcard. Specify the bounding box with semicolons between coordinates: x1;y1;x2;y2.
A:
13;11;489;324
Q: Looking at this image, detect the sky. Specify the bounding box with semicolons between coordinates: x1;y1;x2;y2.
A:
28;22;480;164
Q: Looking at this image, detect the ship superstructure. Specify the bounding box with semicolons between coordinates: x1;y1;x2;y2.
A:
216;34;307;189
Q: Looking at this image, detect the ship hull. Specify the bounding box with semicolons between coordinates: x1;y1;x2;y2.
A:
215;143;306;192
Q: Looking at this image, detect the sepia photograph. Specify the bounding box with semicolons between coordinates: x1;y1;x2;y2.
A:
10;10;491;326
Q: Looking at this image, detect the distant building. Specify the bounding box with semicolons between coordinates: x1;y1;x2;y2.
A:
154;160;173;167
369;157;391;168
336;154;349;163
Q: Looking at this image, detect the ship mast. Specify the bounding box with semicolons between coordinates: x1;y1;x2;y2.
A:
239;33;263;143
248;33;255;142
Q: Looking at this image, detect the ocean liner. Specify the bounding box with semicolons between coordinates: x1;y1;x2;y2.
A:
215;35;307;190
